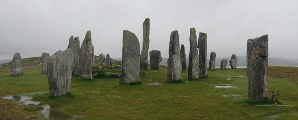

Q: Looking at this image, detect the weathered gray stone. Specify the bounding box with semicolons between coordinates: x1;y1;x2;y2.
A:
68;36;80;73
140;18;150;70
229;54;238;69
198;32;207;77
105;54;112;67
149;50;162;70
180;44;187;71
121;30;140;84
76;31;94;79
11;52;23;76
188;28;200;79
209;52;216;70
105;72;122;77
47;48;74;97
41;52;50;74
247;34;269;101
167;30;182;82
220;59;227;70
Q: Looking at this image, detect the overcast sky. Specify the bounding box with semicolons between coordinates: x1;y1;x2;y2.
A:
0;0;298;60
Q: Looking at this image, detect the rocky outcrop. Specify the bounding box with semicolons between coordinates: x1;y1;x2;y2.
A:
68;36;80;73
220;59;227;70
11;52;23;76
41;52;50;74
47;48;74;97
188;28;199;79
149;50;162;70
209;52;216;70
198;32;207;77
140;18;150;70
229;54;238;69
180;44;187;71
76;31;94;79
121;30;140;84
167;30;182;82
247;35;269;101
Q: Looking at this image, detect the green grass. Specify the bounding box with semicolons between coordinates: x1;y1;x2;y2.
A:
0;66;298;119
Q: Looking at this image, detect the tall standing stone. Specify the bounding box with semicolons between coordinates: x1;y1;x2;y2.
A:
180;44;187;71
76;31;94;79
11;52;23;76
247;35;269;101
140;18;150;70
229;54;238;69
68;36;80;73
188;28;200;79
220;59;227;70
121;30;140;84
209;52;216;70
47;48;74;97
167;30;182;82
105;54;112;67
198;32;207;77
149;50;162;70
41;52;50;74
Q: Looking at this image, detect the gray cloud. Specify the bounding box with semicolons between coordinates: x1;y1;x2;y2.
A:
0;0;298;60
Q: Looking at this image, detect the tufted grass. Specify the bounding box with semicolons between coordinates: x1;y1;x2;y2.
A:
0;66;298;119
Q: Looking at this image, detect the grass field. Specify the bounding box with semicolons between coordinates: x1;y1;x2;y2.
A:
1;66;298;119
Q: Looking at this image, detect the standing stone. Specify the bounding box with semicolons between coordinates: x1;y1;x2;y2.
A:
68;36;80;73
41;52;50;74
105;54;112;67
76;31;94;79
167;30;182;82
11;52;23;76
188;28;200;79
220;59;227;70
209;52;216;70
198;32;207;77
121;30;140;84
180;44;187;71
47;48;74;97
140;18;150;70
149;50;162;70
247;35;269;101
229;54;238;69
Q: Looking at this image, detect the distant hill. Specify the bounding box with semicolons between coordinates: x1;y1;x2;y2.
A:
159;56;298;67
1;56;298;68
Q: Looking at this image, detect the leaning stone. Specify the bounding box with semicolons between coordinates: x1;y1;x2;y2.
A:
41;52;50;74
167;30;182;82
11;52;23;76
149;50;162;70
188;28;200;79
209;52;216;70
140;18;150;70
76;31;94;79
220;59;227;70
198;32;207;77
47;48;74;97
229;54;238;69
68;36;80;73
180;44;187;71
105;54;112;67
121;30;140;84
247;34;269;101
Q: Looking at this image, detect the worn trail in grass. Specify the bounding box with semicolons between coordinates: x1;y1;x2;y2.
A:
1;66;298;119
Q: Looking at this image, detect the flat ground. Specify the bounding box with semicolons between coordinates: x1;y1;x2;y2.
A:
0;66;298;119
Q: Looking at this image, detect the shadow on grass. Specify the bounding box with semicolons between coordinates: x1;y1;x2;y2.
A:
48;93;75;100
167;80;184;84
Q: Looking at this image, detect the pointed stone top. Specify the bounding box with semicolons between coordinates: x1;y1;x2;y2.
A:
144;18;150;22
84;30;92;42
190;28;196;34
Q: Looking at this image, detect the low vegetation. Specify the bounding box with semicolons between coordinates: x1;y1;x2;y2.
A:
0;66;298;119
